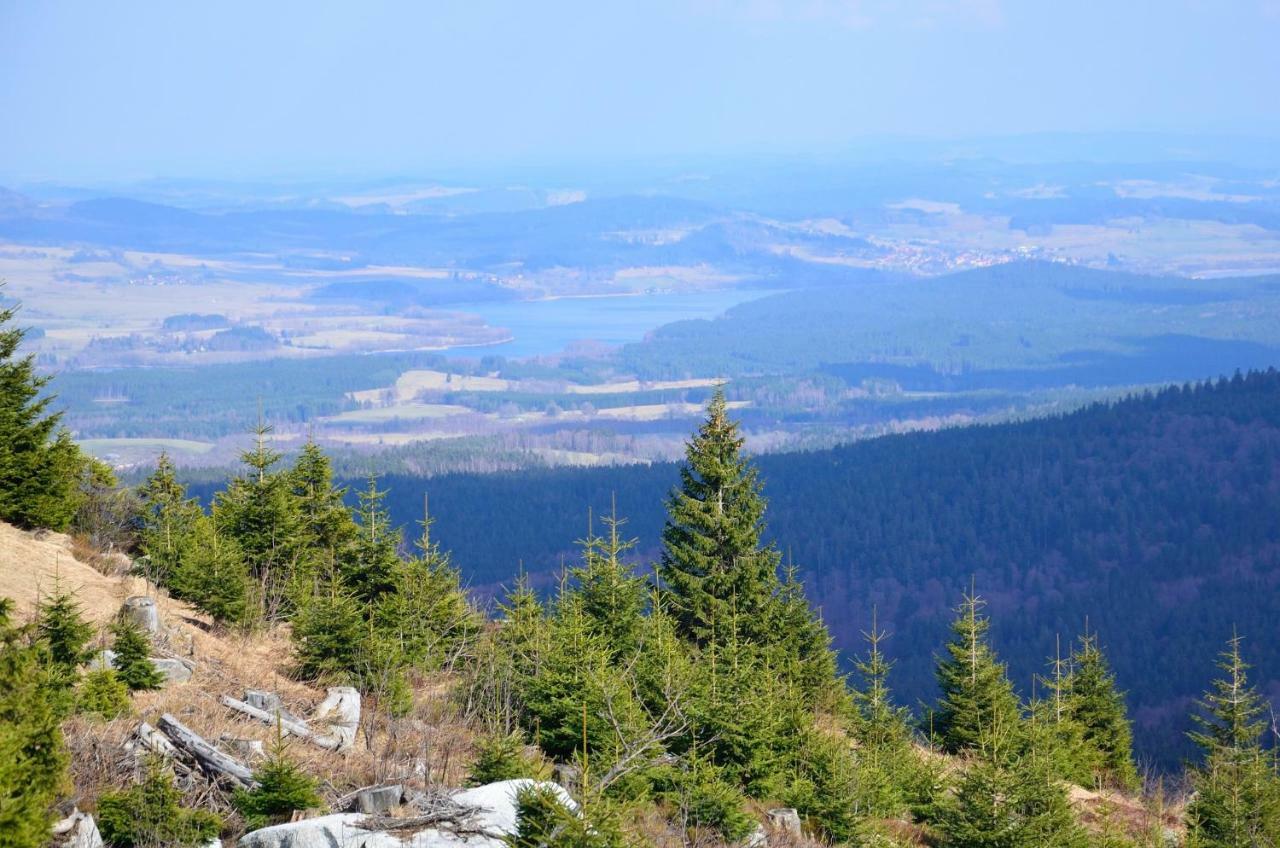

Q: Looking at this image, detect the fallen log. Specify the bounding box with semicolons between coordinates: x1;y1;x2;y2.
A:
218;695;344;751
157;713;257;788
132;720;179;758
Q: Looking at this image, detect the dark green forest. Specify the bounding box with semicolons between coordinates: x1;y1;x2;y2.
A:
296;370;1280;769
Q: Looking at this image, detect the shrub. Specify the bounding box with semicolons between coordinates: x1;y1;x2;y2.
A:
509;783;625;848
109;617;163;691
76;668;131;720
232;747;324;830
658;760;756;843
467;730;550;786
97;760;222;848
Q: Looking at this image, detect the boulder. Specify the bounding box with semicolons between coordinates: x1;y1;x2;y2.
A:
151;656;194;685
238;779;574;848
766;807;802;836
743;824;769;848
122;596;160;634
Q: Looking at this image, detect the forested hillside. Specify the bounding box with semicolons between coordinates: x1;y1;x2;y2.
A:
6;279;1280;845
360;370;1280;767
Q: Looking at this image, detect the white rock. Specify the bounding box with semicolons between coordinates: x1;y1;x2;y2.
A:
151;656;194;685
237;780;574;848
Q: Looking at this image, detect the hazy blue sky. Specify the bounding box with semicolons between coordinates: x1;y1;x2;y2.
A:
2;0;1278;180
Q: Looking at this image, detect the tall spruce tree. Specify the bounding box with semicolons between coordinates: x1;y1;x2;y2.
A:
0;294;84;531
768;559;839;706
932;590;1023;756
659;388;781;647
850;610;918;817
337;475;402;605
171;515;251;626
137;453;202;587
372;495;479;669
1185;634;1280;848
213;420;308;621
289;438;356;564
1066;632;1139;790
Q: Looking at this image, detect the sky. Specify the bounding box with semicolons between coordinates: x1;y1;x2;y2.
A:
1;0;1279;180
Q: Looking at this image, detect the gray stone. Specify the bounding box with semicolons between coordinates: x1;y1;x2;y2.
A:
151;656;193;685
766;807;802;836
355;784;404;814
122;596;160;634
742;824;769;848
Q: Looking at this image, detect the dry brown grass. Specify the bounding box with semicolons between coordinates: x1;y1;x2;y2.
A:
0;520;481;838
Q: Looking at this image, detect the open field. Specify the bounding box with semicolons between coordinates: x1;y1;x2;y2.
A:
324;402;473;424
563;377;720;394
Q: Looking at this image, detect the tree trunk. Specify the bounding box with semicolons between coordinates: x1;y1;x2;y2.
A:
156;713;257;788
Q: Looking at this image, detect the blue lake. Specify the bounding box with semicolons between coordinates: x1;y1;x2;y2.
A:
439;288;779;358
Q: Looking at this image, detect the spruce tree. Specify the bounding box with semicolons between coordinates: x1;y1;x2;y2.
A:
76;667;132;720
466;730;550;785
35;581;95;673
1027;635;1101;787
137;453;202;587
290;578;367;681
0;294;84;531
768;559;839;706
337;475;402;605
932;590;1023;756
850;610;917;817
1185;634;1280;848
372;496;479;670
97;758;222;848
232;739;324;830
572;504;647;658
1066;632;1139;790
0;598;69;847
171;515;251;626
936;755;1086;848
659;388;780;647
110;616;163;691
290;438;356;561
213;420;309;621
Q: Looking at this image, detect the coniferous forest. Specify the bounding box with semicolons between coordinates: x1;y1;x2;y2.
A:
323;370;1280;769
3;298;1280;846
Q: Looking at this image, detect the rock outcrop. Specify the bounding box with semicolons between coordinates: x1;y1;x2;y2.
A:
238;779;576;848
